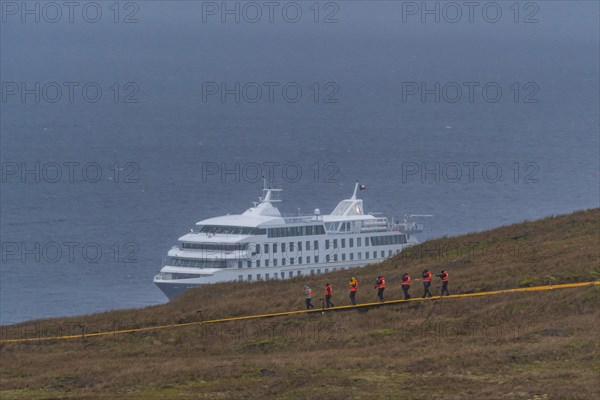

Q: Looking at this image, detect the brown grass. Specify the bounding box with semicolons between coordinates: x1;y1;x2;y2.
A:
1;209;599;399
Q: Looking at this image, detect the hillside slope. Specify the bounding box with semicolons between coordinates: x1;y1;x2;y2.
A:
1;209;599;400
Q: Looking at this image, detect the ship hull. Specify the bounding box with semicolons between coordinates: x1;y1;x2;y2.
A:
154;281;205;300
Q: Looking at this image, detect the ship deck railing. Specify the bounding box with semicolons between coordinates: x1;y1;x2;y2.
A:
390;223;424;232
281;215;322;224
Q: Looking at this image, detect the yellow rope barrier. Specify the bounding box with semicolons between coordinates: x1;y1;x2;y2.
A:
1;281;598;344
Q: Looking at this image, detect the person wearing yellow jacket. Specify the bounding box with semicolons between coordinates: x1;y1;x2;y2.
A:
349;277;358;305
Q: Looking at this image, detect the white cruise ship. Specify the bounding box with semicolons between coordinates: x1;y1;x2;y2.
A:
153;183;425;300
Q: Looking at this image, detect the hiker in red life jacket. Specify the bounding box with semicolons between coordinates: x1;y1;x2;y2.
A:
375;276;386;302
304;284;314;310
401;273;411;300
436;270;449;296
349;277;358;305
422;269;433;298
325;283;334;308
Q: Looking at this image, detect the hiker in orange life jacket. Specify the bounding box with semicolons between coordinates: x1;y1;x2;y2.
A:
401;273;411;300
349;277;358;305
304;284;314;310
422;269;433;298
436;270;449;296
375;276;386;302
325;283;334;308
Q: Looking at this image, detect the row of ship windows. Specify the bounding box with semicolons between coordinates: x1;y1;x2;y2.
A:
238;249;400;268
168;247;400;269
198;224;326;237
182;243;247;251
169;259;226;268
168;268;348;281
267;225;326;238
199;225;266;235
180;235;408;254
258;234;407;255
239;266;349;282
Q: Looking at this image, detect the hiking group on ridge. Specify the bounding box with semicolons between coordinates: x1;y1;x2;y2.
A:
303;269;450;309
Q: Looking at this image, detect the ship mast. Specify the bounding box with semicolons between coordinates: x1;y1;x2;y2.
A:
351;181;359;200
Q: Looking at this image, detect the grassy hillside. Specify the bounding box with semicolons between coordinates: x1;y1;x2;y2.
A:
1;209;599;400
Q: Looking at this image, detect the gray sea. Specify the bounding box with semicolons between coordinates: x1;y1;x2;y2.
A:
1;1;598;324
